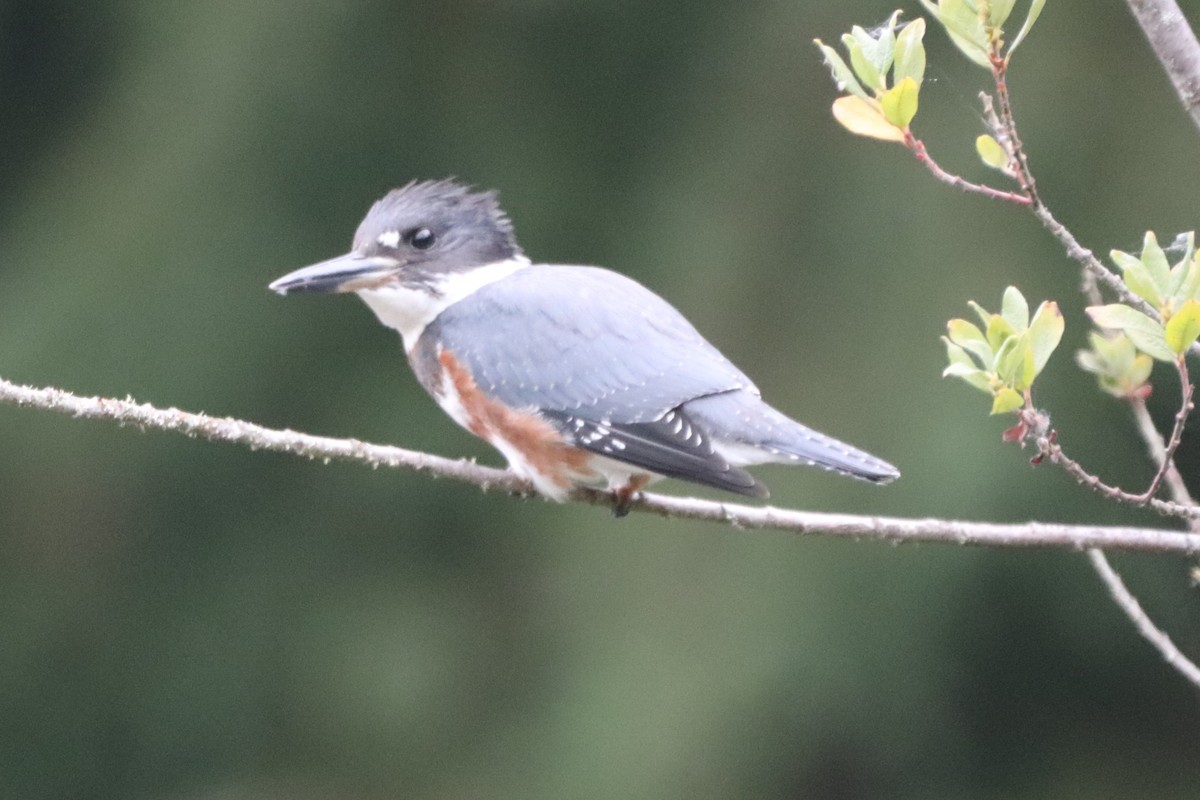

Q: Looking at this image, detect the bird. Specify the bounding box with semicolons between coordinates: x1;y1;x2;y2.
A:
269;180;898;510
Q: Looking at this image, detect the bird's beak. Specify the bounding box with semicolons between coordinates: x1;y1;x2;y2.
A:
268;253;403;295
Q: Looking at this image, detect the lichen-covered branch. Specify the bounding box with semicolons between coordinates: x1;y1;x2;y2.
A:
1125;0;1200;133
1;375;1198;554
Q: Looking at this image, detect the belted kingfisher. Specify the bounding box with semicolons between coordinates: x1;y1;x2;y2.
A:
269;180;898;506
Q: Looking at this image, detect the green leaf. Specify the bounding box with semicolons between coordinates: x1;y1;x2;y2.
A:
1110;248;1163;308
1087;304;1176;362
843;33;883;93
943;362;994;393
921;0;992;67
1075;349;1102;374
967;300;992;329
946;319;993;366
1008;0;1046;56
1164;299;1200;356
880;77;920;129
1129;353;1154;387
1000;285;1029;330
874;11;901;75
830;95;905;142
993;335;1032;388
1166;232;1196;297
1026;300;1064;375
1177;252;1200;303
987;0;1017;28
1140;231;1172;299
985;313;1015;350
1076;332;1154;398
975;134;1008;170
991;386;1024;414
893;18;927;84
815;40;870;102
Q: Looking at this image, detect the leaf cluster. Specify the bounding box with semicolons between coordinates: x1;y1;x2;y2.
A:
815;12;926;142
943;287;1064;414
1087;232;1200;363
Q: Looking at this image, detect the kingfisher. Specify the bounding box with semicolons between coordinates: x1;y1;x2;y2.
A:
269;180;898;508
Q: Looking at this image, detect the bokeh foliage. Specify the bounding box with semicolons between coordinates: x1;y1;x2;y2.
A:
1;1;1199;798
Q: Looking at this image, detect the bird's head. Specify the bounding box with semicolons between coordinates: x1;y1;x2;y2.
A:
269;180;523;296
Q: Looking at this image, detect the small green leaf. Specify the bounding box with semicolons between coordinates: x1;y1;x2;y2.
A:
1167;232;1196;297
843;33;883;92
943;362;994;393
1110;248;1163;308
1175;250;1200;303
985;313;1015;350
921;0;992;67
991;386;1024;414
815;40;870;102
975;134;1009;170
830;95;905;142
1164;299;1200;356
880;77;920;129
988;0;1017;28
1000;286;1029;330
944;337;974;367
1141;231;1172;299
1087;304;1176;362
994;335;1024;384
967;300;992;329
1075;349;1102;374
1077;332;1154;398
893;18;927;84
1180;254;1200;303
1129;353;1153;387
1008;0;1046;56
1026;300;1064;375
946;319;993;366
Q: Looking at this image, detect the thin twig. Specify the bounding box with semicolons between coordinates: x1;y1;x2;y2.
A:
1131;397;1199;515
2;375;1199;553
1037;434;1200;520
904;133;1031;205
1135;358;1195;503
1124;0;1200;134
983;75;1166;319
1087;548;1200;689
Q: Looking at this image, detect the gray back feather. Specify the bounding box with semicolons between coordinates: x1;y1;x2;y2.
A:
423;265;756;423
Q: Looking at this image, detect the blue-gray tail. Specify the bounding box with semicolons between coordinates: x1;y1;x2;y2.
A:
683;390;899;483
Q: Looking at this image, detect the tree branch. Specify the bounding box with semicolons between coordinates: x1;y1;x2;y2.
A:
1036;432;1200;520
1131;396;1199;520
1134;358;1194;503
904;133;1031;205
1125;0;1200;134
1087;548;1200;688
2;375;1199;554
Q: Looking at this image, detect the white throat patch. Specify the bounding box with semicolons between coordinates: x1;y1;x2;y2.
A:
356;256;530;351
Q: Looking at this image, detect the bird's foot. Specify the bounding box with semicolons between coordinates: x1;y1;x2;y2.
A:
609;475;651;518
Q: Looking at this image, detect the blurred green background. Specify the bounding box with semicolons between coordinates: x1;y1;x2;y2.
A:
2;1;1199;797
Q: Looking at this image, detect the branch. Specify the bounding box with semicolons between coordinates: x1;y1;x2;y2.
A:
1135;358;1195;503
1036;432;1200;520
904;133;1031;205
1087;548;1200;688
1125;0;1200;134
980;83;1168;321
1131;396;1199;516
2;375;1199;554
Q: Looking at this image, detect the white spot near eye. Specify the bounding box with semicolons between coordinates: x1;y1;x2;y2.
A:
377;230;401;248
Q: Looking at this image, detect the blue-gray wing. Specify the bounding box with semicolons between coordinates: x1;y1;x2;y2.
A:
425;265;757;423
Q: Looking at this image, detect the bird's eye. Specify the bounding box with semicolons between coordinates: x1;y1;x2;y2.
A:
407;227;437;250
